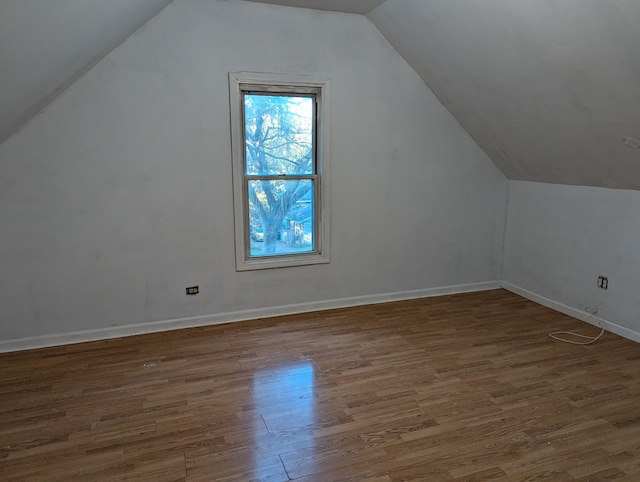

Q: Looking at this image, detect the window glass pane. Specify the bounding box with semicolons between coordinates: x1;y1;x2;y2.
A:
248;179;315;257
244;94;314;176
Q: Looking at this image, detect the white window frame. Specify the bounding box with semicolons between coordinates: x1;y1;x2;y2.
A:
229;72;331;271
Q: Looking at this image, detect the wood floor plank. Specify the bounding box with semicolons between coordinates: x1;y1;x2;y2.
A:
2;289;640;480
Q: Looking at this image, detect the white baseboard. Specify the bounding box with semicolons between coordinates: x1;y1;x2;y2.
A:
501;281;640;343
0;281;501;353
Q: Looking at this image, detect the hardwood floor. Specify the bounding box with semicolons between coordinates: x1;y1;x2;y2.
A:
2;289;640;481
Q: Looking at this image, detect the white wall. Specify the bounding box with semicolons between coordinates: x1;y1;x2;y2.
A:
503;181;640;339
0;0;507;342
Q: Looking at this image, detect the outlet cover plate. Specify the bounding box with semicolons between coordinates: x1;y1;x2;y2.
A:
186;286;199;295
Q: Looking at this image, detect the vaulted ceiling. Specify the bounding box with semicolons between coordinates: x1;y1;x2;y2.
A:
369;0;640;190
1;0;639;189
0;0;173;145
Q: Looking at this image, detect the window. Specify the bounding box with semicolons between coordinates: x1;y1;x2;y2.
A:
229;72;331;271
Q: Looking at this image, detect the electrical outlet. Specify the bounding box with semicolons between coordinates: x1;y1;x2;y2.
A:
186;285;199;295
597;276;608;290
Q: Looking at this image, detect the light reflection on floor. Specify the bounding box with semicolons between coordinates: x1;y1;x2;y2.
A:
251;359;318;479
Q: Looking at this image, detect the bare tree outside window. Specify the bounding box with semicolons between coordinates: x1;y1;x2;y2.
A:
244;94;315;256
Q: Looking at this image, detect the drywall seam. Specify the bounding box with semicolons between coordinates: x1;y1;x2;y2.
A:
0;281;500;353
498;180;511;279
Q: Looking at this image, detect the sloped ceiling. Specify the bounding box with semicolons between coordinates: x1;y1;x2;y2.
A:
369;0;640;190
0;0;173;144
1;0;640;190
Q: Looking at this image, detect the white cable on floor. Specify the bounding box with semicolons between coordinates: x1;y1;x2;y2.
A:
548;305;604;345
548;327;605;345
